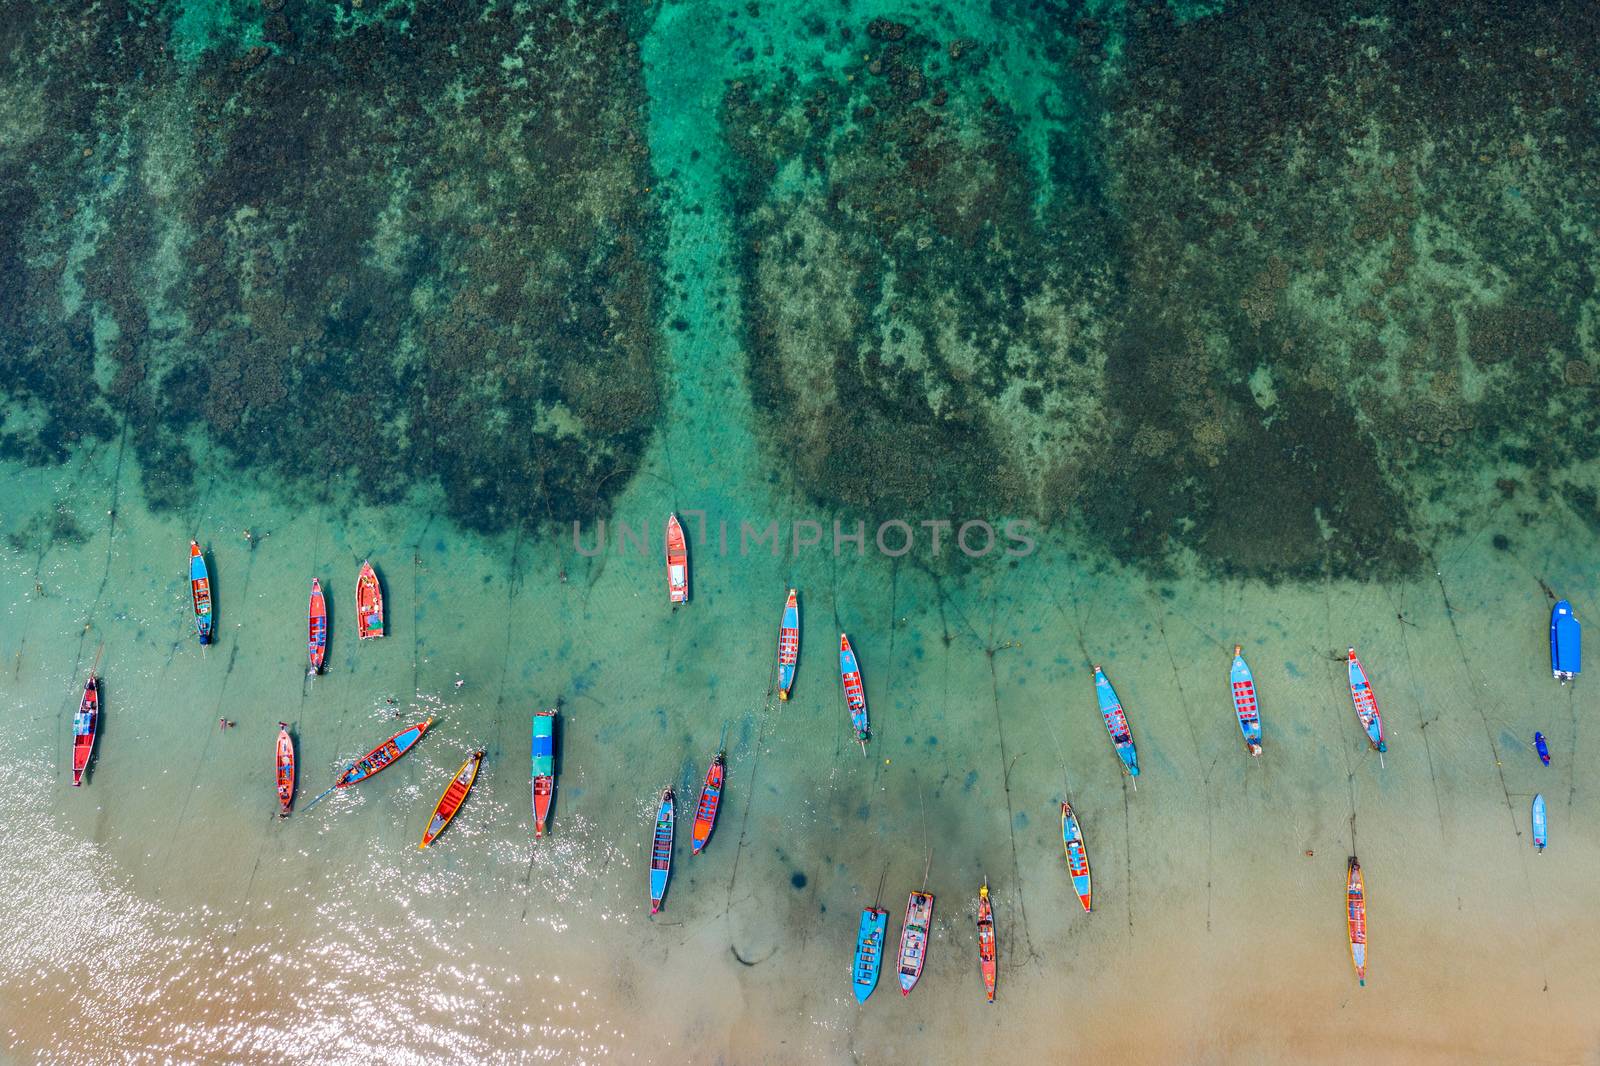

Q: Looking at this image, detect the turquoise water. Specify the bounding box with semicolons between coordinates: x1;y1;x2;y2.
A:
4;1;1600;1062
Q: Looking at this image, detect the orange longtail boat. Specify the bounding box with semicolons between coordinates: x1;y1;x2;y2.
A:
421;751;484;848
666;513;689;604
977;881;997;1003
356;561;384;639
276;723;295;816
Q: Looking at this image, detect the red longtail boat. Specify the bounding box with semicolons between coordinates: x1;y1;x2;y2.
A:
72;675;99;786
977;881;997;1002
691;751;725;855
666;513;689;604
1347;857;1367;986
356;561;384;640
421;751;484;848
276;723;295;816
307;579;327;674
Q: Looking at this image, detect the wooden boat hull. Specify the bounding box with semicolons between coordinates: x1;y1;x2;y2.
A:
1230;646;1263;756
650;789;675;913
1347;857;1367;985
777;589;799;700
840;634;869;752
1061;802;1092;912
307;579;327;674
1532;793;1547;851
853;907;888;1003
532;710;555;838
276;725;295;816
189;541;213;645
897;890;934;995
1093;667;1140;776
72;677;98;787
1347;649;1386;753
977;884;997;1003
666;513;689;604
1551;600;1580;681
421;751;483;848
691;753;724;855
337;718;433;788
356;562;384;639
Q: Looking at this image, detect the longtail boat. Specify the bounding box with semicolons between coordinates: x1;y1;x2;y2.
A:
72;675;98;787
853;906;889;1004
666;513;689;604
338;718;433;788
650;788;675;913
276;723;295;816
1551;600;1580;682
1230;645;1263;756
1534;731;1550;766
777;588;800;700
420;750;484;848
1092;666;1140;778
1061;801;1092;912
307;579;327;675
189;541;213;645
691;749;725;856
356;561;384;639
976;881;997;1003
532;710;555;838
897;890;934;995
1346;857;1367;986
1532;793;1547;852
1346;649;1386;753
840;633;869;754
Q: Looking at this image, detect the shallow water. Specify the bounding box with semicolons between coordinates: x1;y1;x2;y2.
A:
4;0;1600;1063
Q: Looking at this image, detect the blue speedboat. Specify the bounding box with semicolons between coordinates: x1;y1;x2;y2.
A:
1532;793;1547;852
1534;731;1550;766
852;907;888;1003
1093;667;1140;777
1551;600;1580;682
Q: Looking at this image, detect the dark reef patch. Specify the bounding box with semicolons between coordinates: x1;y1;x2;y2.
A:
0;2;662;534
720;3;1600;580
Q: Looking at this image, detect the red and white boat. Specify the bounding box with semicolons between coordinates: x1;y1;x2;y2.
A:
666;513;689;604
72;675;99;786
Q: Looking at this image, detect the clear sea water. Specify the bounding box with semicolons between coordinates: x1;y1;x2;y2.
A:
3;1;1599;1063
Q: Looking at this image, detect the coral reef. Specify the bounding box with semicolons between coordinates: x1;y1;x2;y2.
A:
0;1;661;533
723;2;1600;580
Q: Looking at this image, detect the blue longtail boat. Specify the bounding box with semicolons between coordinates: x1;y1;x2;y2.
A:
852;906;888;1003
1346;649;1386;754
840;634;869;754
338;718;433;787
532;710;555;837
649;789;674;914
1532;793;1547;852
188;541;213;645
1061;802;1092;912
1551;600;1580;682
1092;667;1140;777
777;589;799;700
1230;646;1263;756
